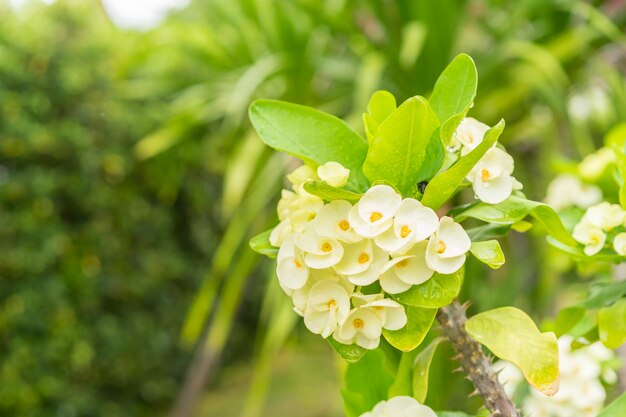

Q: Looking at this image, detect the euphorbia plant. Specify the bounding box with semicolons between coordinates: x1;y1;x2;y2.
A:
247;54;614;416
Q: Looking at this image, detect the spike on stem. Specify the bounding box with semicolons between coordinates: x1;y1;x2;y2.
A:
437;299;520;417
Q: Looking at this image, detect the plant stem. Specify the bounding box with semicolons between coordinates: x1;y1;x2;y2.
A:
437;299;520;417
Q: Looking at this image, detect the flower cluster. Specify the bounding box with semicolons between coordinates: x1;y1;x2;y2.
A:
270;163;471;349
449;117;523;204
359;396;437;417
572;202;626;256
496;336;616;417
544;174;602;212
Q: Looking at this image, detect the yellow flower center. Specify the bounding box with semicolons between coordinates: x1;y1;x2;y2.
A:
400;225;411;238
353;318;364;329
481;168;491;182
293;259;303;269
308;212;317;221
327;299;337;309
437;240;447;254
370;211;383;222
338;220;350;231
396;259;409;268
321;242;333;252
358;253;370;264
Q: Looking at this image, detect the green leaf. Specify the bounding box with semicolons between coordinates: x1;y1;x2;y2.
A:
249;229;278;258
430;54;478;124
436;412;476;417
430;53;478;146
328;338;368;363
453;196;577;246
392;270;462;309
302;180;362;203
413;337;444;403
469;240;505;269
363;90;397;142
555;306;585;337
342;348;395;417
598;391;626;417
581;281;626;309
466;223;512;242
421;120;504;210
388;351;415;397
465;306;559;396
598;298;626;349
249;99;369;191
362;96;440;195
382;306;437;352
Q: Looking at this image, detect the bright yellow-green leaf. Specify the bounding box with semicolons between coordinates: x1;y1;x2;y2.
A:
303;181;362;203
362;96;441;195
249;229;277;258
382;306;437;352
391;270;462;309
598;299;626;349
469;240;505;269
249;99;369;191
363;90;397;142
465;306;559;396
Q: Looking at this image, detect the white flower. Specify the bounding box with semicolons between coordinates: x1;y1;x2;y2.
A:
277;189;299;221
290;269;353;316
467;147;519;204
276;235;309;290
317;161;350;187
613;233;626;256
334;239;388;286
375;198;438;253
269;219;292;247
333;306;384;349
314;200;362;243
352;293;407;331
544;174;602;211
573;220;606;256
455;117;490;156
303;280;351;338
349;185;402;238
579;147;615;181
379;241;434;294
584;202;625;231
425;217;471;274
289;197;324;232
294;223;344;268
359;396;437;417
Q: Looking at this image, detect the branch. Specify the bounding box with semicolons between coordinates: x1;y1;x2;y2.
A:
437;299;520;417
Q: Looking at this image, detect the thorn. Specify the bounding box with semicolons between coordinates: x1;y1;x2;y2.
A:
452;353;462;361
462;300;472;310
469;389;479;397
453;367;464;373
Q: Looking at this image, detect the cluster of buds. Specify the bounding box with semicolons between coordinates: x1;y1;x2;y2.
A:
572;202;626;256
269;162;471;349
449;118;523;204
496;336;616;417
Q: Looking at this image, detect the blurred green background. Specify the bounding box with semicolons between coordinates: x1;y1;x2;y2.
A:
1;0;625;416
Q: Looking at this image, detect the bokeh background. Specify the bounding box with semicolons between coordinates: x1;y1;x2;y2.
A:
1;0;626;416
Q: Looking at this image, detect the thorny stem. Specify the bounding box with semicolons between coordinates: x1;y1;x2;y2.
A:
437;299;520;417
